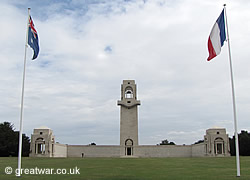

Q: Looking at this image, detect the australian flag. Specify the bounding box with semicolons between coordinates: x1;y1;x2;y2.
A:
28;16;39;60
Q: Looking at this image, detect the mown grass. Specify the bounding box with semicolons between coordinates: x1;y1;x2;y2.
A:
0;157;250;180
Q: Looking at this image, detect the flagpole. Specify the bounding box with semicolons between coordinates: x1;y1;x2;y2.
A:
223;4;240;177
17;8;30;177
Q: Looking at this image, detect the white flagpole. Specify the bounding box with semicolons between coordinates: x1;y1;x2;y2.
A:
17;8;30;177
223;4;240;177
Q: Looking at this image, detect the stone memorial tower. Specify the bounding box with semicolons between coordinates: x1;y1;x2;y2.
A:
118;80;140;156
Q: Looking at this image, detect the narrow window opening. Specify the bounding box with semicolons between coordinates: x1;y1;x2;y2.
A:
125;90;133;98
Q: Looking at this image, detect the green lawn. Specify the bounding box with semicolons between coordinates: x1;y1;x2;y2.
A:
0;157;250;180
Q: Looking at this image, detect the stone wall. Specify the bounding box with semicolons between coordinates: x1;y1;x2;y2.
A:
65;144;205;158
67;145;120;157
191;143;205;157
53;143;67;157
133;145;192;157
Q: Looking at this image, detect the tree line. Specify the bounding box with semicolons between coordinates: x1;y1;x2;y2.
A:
0;122;30;157
229;130;250;156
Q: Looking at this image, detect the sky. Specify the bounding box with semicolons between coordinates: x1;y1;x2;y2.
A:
1;0;250;145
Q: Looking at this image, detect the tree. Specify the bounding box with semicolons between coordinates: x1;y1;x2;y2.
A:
0;122;30;157
194;140;204;144
159;139;175;145
229;130;250;156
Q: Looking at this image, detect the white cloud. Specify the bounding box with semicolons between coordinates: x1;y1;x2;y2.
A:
1;0;250;145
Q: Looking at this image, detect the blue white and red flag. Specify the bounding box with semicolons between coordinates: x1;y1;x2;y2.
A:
207;9;226;61
28;16;39;60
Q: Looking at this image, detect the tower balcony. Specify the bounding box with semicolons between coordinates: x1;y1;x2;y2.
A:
117;100;141;108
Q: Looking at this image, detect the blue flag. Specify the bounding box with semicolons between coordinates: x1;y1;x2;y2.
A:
28;16;39;60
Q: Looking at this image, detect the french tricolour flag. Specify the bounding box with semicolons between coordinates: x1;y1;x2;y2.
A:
207;9;226;61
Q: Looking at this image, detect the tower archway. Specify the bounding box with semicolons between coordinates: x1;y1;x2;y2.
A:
214;137;224;155
35;137;45;154
125;87;133;99
125;139;133;156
